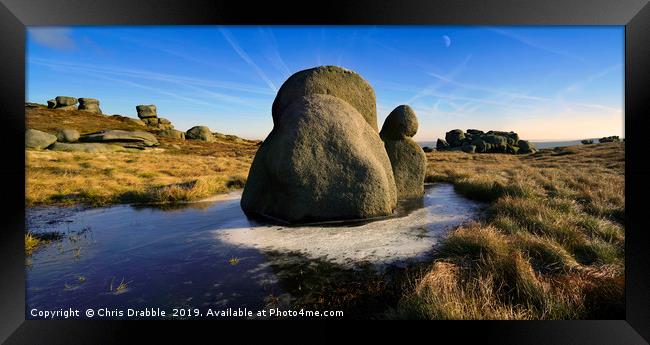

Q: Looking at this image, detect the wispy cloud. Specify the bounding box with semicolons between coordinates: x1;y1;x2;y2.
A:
30;58;273;95
219;27;278;92
258;28;291;79
29;28;76;51
406;54;473;104
29;58;271;109
488;27;585;62
427;71;550;102
565;63;623;92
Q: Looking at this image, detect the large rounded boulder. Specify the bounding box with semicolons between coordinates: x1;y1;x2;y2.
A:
380;105;426;199
242;94;397;223
186;126;214;142
271;66;378;131
25;129;57;149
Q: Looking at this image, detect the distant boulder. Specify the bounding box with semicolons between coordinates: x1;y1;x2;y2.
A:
56;129;80;143
422;146;434;153
79;130;159;147
78;98;102;114
25;129;57;149
136;105;157;119
445;129;465;147
380;105;426;199
47;99;56;108
186;126;215;142
271;65;378;131
54;96;78;110
581;139;594;145
599;136;620;143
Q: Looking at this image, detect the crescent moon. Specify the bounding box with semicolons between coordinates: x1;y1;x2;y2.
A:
443;35;451;47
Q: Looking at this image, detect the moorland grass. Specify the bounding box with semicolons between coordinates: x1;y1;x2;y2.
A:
390;142;624;320
26;150;252;206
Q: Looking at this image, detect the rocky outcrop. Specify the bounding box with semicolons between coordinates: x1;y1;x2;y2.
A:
78;98;102;114
134;105;174;130
56;129;80;143
25;129;57;149
79;130;159;148
599;136;620;143
186;126;214;142
271;65;378;131
380;105;426;199
438;129;536;154
54;96;78;110
242;90;396;223
47;99;56;109
581;139;594;145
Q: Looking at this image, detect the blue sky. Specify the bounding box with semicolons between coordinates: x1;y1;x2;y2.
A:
27;26;624;141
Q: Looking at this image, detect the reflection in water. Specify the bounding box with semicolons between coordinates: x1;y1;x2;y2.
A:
25;184;482;319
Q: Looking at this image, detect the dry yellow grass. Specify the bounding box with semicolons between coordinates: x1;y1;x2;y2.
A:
391;142;624;320
26;150;252;205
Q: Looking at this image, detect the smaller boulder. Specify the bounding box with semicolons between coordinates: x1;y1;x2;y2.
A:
56;129;80;143
422;146;434;153
25;129;57;149
186;126;215;142
47;100;56;108
379;105;418;140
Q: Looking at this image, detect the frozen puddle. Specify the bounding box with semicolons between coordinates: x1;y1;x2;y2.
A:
25;183;482;317
215;183;483;267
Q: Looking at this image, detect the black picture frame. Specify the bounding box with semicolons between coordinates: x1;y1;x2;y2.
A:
1;0;649;343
